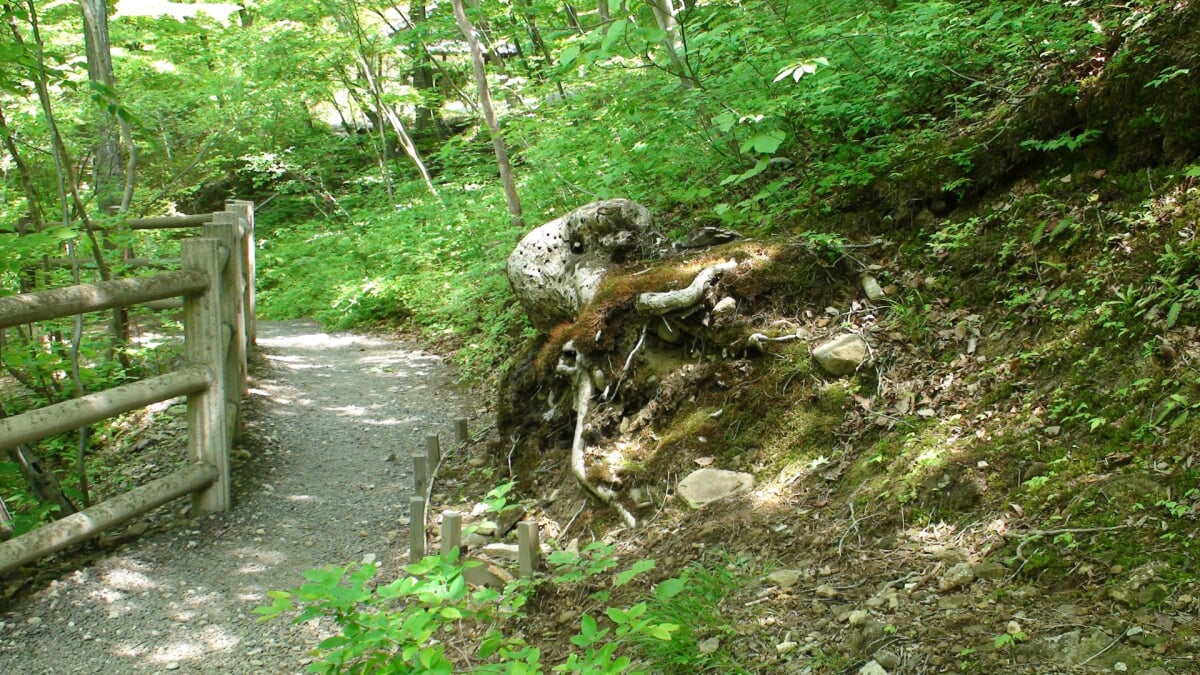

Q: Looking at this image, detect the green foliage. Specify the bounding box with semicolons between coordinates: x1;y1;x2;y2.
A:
258;538;677;673
629;559;748;672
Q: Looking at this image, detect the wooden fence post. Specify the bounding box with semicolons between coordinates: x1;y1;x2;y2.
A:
409;496;426;562
182;236;230;515
207;213;247;418
518;521;540;578
454;418;468;445
225;200;256;347
211;216;244;448
413;454;428;496
425;433;441;469
441;511;462;556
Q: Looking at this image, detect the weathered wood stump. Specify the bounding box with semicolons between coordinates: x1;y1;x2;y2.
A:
506;199;653;331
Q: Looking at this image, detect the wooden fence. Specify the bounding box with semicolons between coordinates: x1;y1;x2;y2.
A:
0;201;256;574
409;420;542;579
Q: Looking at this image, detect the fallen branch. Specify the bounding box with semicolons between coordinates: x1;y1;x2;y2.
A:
637;259;737;315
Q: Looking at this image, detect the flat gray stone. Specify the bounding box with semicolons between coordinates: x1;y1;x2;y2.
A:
812;334;868;376
677;468;754;508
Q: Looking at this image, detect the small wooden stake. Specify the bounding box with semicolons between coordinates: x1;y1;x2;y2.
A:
517;521;539;578
409;496;426;562
454;418;469;445
413;454;428;495
425;433;441;468
441;511;462;556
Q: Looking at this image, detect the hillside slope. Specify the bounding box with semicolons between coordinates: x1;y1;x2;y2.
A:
460;5;1200;673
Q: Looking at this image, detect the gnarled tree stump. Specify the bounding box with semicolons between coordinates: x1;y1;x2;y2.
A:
506;199;653;331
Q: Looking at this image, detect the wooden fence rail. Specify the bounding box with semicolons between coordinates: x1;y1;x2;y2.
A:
0;201;255;574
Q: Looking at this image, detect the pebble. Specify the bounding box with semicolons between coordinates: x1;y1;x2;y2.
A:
815;585;838;598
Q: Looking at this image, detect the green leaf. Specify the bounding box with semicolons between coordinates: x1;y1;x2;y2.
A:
721;159;769;185
713;111;737;133
633;26;668;43
1166;302;1182;328
740;130;786;154
654;577;687;600
606;606;628;624
601;19;627;55
614;558;655;587
559;44;581;67
440;606;463;620
645;622;679;641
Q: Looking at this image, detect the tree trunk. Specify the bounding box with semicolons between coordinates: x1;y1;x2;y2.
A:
408;1;440;136
452;0;522;221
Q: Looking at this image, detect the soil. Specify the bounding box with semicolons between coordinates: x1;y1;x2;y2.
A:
0;319;469;674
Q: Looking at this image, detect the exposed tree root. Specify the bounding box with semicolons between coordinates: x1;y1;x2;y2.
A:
636;259;737;315
565;347;637;528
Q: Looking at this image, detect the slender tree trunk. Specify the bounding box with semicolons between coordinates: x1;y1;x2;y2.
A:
79;0;134;374
332;0;438;197
355;52;439;197
647;0;698;89
452;0;522;221
0;107;45;294
520;0;565;97
407;1;440;136
79;0;122;210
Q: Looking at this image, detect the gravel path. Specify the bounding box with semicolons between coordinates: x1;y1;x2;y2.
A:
0;319;468;674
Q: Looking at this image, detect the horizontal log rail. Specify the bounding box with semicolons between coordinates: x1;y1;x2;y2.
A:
0;201;256;572
0;366;212;452
125;213;214;230
0;463;218;573
0;269;209;329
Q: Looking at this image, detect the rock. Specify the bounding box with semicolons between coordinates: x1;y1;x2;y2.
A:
697;636;720;654
767;569;807;589
938;562;975;591
481;543;521;561
506;199;654;331
676;468;754;508
972;561;1008;580
858;660;888;675
847;609;869;626
462;561;514;588
712;296;738;315
873;649;901;669
861;274;886;302
815;584;838;598
812;334;869;376
1110;562;1171;606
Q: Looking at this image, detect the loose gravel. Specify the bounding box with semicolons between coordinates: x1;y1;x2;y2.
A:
0;319;467;674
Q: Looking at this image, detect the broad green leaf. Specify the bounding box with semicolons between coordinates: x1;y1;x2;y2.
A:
740;130;786;154
713;111;737;133
645;622;679;640
601;19;627;55
614;558;655;587
633;26;667;43
559;44;581;67
654;577;687;599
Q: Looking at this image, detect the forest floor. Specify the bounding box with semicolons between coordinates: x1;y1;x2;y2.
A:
0;319;469;674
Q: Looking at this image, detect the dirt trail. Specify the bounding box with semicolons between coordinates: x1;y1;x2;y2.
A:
0;319;468;674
